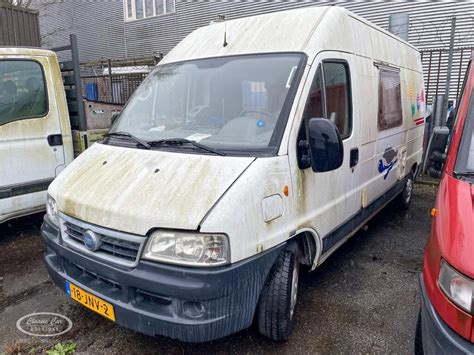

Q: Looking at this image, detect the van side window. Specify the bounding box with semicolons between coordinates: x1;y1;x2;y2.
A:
323;62;351;138
378;68;402;130
302;61;352;138
0;60;48;126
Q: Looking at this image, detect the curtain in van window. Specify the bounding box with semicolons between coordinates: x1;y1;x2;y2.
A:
378;69;402;130
0;60;48;126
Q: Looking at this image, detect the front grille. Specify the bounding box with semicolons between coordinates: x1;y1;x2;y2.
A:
63;260;173;315
68;261;122;291
136;289;171;306
59;213;145;268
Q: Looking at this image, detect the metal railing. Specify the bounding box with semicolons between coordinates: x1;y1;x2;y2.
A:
81;73;147;105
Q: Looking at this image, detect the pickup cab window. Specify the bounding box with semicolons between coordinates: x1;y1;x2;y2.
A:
0;60;48;126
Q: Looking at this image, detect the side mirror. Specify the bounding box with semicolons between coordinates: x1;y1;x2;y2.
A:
307;118;344;172
423;126;450;178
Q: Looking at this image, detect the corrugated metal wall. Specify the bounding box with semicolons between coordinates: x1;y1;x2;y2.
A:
32;1;474;100
0;4;41;47
33;1;126;59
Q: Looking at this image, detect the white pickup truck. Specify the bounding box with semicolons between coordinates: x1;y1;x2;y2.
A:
0;47;74;223
1;36;115;224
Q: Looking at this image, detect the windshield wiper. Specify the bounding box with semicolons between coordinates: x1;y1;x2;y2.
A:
103;132;151;149
147;138;226;156
454;171;474;180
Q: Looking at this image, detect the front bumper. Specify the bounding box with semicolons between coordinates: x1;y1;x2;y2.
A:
419;274;474;354
41;217;283;342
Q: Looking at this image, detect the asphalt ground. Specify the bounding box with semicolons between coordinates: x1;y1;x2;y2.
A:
0;183;437;354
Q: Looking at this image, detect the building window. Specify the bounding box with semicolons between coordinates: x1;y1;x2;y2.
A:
125;0;175;21
303;61;352;139
378;68;402;130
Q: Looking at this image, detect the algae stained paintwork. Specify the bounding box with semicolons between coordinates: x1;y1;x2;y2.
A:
0;48;73;223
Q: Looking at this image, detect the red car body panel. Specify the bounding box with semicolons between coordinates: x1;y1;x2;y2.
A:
423;57;474;342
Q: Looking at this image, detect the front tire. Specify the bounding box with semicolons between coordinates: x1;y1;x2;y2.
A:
257;248;299;341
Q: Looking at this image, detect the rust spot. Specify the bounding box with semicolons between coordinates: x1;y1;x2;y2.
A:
283;185;289;197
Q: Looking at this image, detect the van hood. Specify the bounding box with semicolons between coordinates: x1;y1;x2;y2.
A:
49;143;255;235
437;174;474;277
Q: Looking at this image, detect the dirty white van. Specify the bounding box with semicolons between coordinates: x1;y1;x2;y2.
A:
0;48;73;224
41;6;426;342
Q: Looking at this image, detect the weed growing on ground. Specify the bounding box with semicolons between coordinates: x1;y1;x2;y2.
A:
46;343;76;355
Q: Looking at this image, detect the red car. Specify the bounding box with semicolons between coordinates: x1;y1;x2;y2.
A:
418;53;474;353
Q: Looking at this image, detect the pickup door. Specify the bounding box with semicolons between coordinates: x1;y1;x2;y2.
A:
0;55;66;222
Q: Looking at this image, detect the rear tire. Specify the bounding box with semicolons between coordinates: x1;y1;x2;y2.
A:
415;308;423;355
257;248;299;341
397;172;414;210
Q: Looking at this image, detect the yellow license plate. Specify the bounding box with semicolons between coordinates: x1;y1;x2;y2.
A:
66;281;116;321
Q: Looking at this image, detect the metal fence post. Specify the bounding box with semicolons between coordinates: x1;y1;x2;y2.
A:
433;94;445;128
70;34;86;131
442;16;456;120
108;59;114;103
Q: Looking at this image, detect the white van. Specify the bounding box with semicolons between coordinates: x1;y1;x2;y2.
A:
41;6;425;342
0;48;74;224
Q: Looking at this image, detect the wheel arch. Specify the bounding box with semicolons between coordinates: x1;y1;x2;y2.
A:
287;228;322;271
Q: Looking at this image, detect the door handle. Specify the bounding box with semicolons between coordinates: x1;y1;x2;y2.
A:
47;134;63;146
350;148;359;168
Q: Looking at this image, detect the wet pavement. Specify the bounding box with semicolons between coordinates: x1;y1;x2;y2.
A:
0;183;437;354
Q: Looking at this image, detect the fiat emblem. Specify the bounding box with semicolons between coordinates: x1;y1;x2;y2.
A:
83;230;100;252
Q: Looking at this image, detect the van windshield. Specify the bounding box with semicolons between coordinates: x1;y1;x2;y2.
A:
110;53;304;155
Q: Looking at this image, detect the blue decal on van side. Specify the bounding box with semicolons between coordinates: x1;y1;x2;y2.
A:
378;159;397;179
378;147;398;180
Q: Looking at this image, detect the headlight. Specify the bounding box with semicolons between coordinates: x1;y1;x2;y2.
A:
46;194;59;226
143;230;229;267
438;260;474;313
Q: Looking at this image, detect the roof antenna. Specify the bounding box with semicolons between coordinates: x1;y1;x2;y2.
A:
217;15;228;47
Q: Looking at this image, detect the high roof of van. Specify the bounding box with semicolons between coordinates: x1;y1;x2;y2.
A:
162;6;420;70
